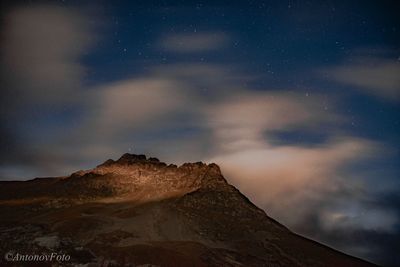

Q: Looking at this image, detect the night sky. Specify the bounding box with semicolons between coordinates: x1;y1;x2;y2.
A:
0;1;399;265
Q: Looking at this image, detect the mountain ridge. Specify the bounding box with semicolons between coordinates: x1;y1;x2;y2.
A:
0;153;377;267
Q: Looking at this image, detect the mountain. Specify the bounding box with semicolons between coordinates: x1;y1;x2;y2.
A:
0;153;376;267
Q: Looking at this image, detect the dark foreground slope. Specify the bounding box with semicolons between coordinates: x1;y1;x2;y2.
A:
0;154;376;267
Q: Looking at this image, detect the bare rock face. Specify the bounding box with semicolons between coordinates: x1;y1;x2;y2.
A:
0;153;376;267
58;154;231;202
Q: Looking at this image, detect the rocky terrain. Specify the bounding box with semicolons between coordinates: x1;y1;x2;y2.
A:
0;153;376;267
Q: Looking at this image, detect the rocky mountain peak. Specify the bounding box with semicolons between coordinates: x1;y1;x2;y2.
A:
64;153;229;200
96;153;222;177
97;153;162;167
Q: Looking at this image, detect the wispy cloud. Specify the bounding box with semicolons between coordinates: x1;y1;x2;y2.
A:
0;5;96;172
209;138;379;224
203;90;383;229
322;50;400;101
90;78;189;134
204;91;395;261
1;5;95;106
161;32;229;53
204;91;336;151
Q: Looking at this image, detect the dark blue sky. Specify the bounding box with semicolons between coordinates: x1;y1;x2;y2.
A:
0;1;399;265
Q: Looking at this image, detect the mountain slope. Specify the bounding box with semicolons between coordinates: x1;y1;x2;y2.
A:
0;153;376;267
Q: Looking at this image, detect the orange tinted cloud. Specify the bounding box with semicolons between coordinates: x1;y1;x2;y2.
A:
205;91;382;229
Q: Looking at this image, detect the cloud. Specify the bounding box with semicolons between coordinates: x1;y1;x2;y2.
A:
210;139;375;208
0;5;96;175
1;5;95;106
292;190;400;266
320;208;398;232
202;90;397;261
204;92;379;227
322;51;400;101
204;91;337;152
151;63;252;91
161;32;229;53
90;78;190;134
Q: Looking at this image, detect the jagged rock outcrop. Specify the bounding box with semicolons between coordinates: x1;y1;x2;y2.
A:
59;153;230;201
0;153;376;267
